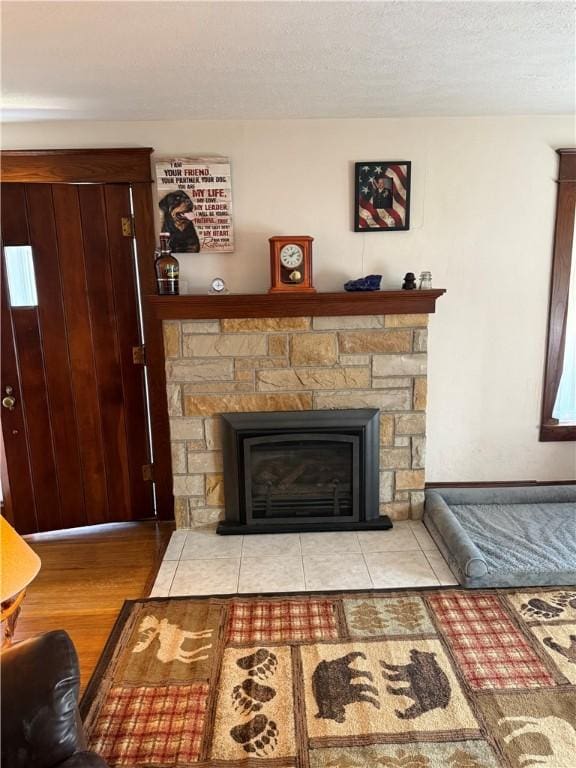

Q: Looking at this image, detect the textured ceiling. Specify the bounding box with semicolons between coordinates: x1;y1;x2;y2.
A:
1;1;574;122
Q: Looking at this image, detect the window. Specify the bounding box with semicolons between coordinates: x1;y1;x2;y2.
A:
3;245;38;307
540;149;576;441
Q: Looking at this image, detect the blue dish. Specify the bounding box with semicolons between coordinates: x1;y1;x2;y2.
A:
343;274;382;292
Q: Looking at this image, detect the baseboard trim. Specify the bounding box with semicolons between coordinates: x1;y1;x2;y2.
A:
425;480;576;488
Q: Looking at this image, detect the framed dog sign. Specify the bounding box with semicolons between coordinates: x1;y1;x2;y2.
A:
156;157;234;253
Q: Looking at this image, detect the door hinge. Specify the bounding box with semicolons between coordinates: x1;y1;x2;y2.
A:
142;463;154;482
132;345;146;365
121;216;134;237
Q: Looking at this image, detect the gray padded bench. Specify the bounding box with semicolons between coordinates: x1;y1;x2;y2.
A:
423;485;576;588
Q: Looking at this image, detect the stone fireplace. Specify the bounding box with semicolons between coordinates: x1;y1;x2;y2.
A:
162;309;433;528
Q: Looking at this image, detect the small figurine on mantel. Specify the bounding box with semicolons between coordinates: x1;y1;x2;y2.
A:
402;272;417;290
344;274;382;292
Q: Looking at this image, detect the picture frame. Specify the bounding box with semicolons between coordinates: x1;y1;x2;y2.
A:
354;161;411;232
156;157;234;253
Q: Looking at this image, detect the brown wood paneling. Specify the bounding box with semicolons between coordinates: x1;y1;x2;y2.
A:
1;148;153;184
12;310;60;531
2;150;169;531
0;184;29;244
0;183;36;530
104;185;154;517
557;148;576;182
78;185;131;522
0;268;37;533
13;521;174;694
540;424;576;442
132;183;174;520
51;185;109;525
148;289;447;320
25;184;85;529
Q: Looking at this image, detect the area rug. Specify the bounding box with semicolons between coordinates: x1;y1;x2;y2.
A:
81;586;576;767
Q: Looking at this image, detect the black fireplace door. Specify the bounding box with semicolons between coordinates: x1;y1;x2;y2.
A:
243;433;360;525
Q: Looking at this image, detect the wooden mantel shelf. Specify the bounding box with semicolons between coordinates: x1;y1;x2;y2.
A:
148;289;446;320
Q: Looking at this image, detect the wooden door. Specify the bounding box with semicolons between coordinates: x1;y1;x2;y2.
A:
1;182;155;533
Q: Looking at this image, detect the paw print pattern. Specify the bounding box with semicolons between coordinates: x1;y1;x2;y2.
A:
230;714;279;755
556;591;576;610
521;599;564;620
236;648;278;679
232;679;277;714
520;593;576;620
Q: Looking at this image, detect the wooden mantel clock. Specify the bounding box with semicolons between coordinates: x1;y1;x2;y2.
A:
269;235;315;293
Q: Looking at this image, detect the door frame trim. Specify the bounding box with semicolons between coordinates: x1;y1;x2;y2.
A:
1;148;153;184
0;149;173;521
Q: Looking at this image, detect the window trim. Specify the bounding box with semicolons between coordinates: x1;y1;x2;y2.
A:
540;148;576;441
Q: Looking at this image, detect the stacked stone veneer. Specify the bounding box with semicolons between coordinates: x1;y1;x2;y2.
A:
163;314;428;528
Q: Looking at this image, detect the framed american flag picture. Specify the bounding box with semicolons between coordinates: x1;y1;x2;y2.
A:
354;161;411;232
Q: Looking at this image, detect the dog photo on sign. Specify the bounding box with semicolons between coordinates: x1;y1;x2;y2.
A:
156;158;234;253
158;190;201;253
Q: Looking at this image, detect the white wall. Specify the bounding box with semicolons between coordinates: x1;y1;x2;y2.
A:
2;115;575;482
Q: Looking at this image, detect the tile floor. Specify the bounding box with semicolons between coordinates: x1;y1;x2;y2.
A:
150;521;459;597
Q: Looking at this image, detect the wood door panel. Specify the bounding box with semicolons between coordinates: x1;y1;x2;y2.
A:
0;183;29;245
78;185;131;522
25;184;85;529
104;185;153;516
1;183;38;532
51;185;109;525
11;309;60;531
0;266;37;532
2;175;156;533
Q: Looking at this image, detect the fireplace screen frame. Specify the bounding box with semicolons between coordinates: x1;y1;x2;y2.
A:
219;408;381;534
244;432;360;525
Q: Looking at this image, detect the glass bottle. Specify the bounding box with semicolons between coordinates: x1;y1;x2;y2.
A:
419;271;432;290
155;233;179;295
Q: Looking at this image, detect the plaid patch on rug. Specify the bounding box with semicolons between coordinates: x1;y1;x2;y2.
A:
82;587;576;767
227;597;338;643
428;592;556;689
89;683;208;764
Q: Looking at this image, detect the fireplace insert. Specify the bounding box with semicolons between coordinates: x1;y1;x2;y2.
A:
218;408;390;534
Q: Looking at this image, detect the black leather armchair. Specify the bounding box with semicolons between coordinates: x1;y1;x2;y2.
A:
1;630;108;768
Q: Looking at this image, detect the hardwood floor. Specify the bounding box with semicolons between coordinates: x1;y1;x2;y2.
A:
13;520;173;693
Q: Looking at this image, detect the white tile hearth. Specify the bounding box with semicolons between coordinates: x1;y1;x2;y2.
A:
241;532;301;558
153;521;459;597
300;531;361;555
150;559;178;597
181;529;243;560
170;558;241;596
239;555;305;593
364;551;439;588
303;553;372;590
409;521;438;551
357;526;419;553
162;529;188;560
424;549;459;585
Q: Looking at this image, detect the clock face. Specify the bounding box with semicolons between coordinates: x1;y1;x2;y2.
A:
210;277;226;293
279;244;304;269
